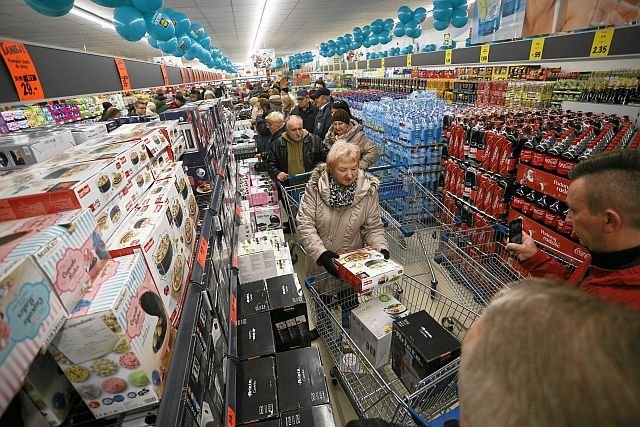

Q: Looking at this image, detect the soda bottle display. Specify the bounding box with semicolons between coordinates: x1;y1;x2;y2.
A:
546;198;563;231
511;184;526;212
556;203;574;237
532;194;550;222
522;189;537;216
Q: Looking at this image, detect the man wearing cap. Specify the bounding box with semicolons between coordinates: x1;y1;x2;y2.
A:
290;89;318;134
311;87;333;140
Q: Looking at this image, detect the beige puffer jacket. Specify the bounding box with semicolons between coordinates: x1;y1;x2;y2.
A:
324;119;379;169
296;163;389;277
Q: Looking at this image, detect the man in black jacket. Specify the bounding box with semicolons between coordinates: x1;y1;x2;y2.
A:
311;87;333;140
290;89;318;134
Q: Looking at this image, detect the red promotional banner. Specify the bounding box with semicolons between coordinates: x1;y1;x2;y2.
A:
114;58;131;90
179;68;186;84
516;164;571;202
0;40;45;101
159;64;169;86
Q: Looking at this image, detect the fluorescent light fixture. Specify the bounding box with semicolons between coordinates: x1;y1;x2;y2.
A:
71;6;114;30
248;0;269;61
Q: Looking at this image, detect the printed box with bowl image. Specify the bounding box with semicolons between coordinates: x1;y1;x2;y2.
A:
108;125;170;159
108;204;189;320
334;247;404;293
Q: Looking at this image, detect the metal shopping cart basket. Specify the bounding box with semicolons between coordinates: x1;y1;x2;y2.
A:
436;223;585;313
305;273;479;426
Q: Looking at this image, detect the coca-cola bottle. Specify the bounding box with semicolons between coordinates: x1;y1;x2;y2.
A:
531;134;553;168
463;165;476;202
556;203;573;236
519;134;537;165
532;194;550;222
545;198;562;230
543;130;574;173
522;189;537;216
511;184;526;212
469;125;481;161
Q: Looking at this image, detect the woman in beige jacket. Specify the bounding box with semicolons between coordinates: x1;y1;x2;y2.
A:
323;109;379;169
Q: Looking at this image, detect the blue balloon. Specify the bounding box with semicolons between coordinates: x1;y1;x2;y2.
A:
336;37;344;45
378;30;391;42
393;23;405;37
344;34;353;43
404;20;419;31
113;6;147;42
433;4;453;21
353;33;363;43
200;34;211;49
397;6;413;23
158;37;177;53
368;33;380;46
168;10;190;35
189;23;204;41
451;0;467;7
353;26;362;35
350;41;362;50
407;26;422;38
184;51;196;61
146;34;159;48
327;39;336;47
451;9;469;28
363;25;370;33
131;0;162;14
90;0;128;7
176;34;192;52
25;0;74;17
172;47;186;57
371;19;384;34
433;19;450;31
145;10;175;41
384;18;395;31
413;7;428;23
362;39;371;48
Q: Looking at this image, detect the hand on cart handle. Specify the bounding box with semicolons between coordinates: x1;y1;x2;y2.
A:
317;250;339;277
505;230;538;262
277;171;289;182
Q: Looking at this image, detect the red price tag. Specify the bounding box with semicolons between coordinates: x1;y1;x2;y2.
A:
114;58;131;90
160;64;169;86
227;406;236;427
187;68;194;83
232;248;239;269
231;294;237;326
179;68;186;84
197;236;208;269
0;40;45;101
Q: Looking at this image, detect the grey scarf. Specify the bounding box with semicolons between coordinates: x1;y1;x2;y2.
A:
328;175;357;208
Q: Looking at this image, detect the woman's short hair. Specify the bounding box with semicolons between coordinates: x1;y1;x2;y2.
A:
249;97;259;106
266;111;284;124
327;142;360;170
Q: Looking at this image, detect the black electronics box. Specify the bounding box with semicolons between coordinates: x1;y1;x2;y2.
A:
236;357;279;425
391;310;461;392
238;311;276;360
275;347;329;413
250;420;281;426
239;279;270;318
280;404;335;427
266;275;309;352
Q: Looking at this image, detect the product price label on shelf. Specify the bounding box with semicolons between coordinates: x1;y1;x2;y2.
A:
197;235;208;269
381;57;385;68
529;38;545;60
479;45;490;63
445;49;453;65
355;60;359;70
406;54;412;67
0;40;44;101
590;28;614;57
333;57;339;64
160;64;169;86
188;68;195;83
179;68;186;83
367;59;371;69
227;406;236;427
230;293;237;326
114;58;131;90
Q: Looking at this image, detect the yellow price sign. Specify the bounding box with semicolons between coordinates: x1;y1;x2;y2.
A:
529;38;545;61
381;57;385;68
407;54;412;67
345;61;349;70
480;44;490;63
590;29;614;57
445;49;452;65
355;60;359;70
367;59;371;69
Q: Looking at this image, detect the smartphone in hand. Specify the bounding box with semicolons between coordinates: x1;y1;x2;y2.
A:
509;219;523;245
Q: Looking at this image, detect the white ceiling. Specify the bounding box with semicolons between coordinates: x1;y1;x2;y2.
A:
0;0;433;65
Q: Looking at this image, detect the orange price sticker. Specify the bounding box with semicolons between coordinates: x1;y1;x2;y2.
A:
188;68;194;83
230;293;237;326
0;40;45;101
197;236;208;269
227;406;236;427
179;68;186;84
114;58;131;90
159;64;169;86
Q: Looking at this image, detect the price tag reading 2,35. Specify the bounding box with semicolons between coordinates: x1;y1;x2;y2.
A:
0;40;44;101
114;58;131;90
529;38;545;61
479;44;490;63
590;28;614;57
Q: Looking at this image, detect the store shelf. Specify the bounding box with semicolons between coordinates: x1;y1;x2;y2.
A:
322;25;640;72
560;101;640;126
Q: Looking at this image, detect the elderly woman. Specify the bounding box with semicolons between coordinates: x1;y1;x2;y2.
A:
298;142;389;333
324;109;379;169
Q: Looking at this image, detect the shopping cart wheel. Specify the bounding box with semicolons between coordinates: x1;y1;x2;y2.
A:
430;279;437;299
330;367;339;386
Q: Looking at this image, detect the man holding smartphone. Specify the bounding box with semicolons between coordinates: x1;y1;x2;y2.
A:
506;150;640;310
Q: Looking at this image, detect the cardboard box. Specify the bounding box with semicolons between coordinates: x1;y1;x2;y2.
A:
391;310;461;392
66;122;110;145
108;204;189;320
0;209;108;313
238;279;270;318
82;139;150;176
280;404;335;427
275;346;329;413
252;205;282;232
249;185;278;207
109;126;170;159
237;238;277;284
95;175;148;242
335;248;404;293
23;352;74;426
0;257;67;415
350;293;408;369
238;311;276;361
51;254;171;418
0;129;76;170
236;357;279;425
266;275;309;352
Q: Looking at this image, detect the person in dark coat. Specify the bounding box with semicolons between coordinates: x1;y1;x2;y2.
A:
254;98;274;159
290;89;318;134
311;87;333;140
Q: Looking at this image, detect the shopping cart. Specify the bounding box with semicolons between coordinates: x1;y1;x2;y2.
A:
304;273;479;426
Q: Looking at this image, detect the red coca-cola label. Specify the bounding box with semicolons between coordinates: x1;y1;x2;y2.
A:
520;148;533;165
490;137;503;172
522;200;534;216
511;196;525;211
557;218;573;235
498;142;511;176
543;155;559;172
556;159;575;177
532;206;546;221
544;211;560;229
531;151;545;168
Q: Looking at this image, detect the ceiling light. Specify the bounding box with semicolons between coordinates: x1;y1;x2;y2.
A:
248;0;269;62
71;6;114;30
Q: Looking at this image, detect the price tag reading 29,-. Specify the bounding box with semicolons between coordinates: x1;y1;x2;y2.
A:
0;40;45;101
114;58;131;90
